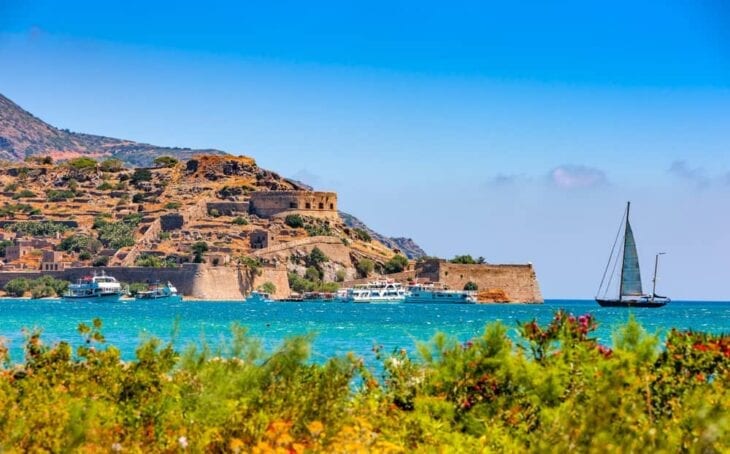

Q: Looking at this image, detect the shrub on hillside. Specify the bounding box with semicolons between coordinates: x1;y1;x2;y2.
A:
130;169;152;184
353;228;372;242
153;156;179;168
99;158;124;172
285;214;305;228
384;255;408;274
67;157;97;171
258;282;277;295
356;259;374;278
12;189;36;199
7;221;68;237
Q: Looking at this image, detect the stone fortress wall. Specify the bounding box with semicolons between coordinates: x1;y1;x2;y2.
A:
0;264;290;300
249;191;338;220
417;259;543;303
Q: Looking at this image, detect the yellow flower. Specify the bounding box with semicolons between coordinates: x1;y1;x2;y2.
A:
307;420;324;437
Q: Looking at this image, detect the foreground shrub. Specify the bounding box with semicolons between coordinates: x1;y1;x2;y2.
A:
0;314;726;452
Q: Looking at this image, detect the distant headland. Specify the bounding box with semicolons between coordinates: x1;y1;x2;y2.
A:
0;93;542;303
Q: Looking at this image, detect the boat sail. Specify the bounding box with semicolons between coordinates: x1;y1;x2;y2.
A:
595;202;670;308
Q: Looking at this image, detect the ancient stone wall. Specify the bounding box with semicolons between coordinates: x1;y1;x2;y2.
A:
249;191;338;220
0;263;268;300
418;260;543;303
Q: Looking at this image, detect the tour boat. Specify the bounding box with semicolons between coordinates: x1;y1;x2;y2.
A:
135;281;182;302
405;283;476;304
595;202;670;308
63;272;123;302
344;280;407;303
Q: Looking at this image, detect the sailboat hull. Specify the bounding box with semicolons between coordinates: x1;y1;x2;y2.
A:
595;297;669;308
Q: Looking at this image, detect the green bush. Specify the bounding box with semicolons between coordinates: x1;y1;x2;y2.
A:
285;214;305;228
165;202;182;210
0;315;726;451
12;189;36;199
3;276;68;298
384;254;408;274
356;258;374;278
450;254;478;264
4;278;29;297
92;256;110;267
258;282;277;294
79;251;92;260
231;216;248;225
0;240;13;257
353;228;372;242
46;189;75;202
208;208;220;217
99;158;124;172
135;254;176;268
126;282;149;296
130;168;152;184
7;221;69;237
59;234;102;254
67;157;97;171
306;247;328;268
3;182;18;192
96;181;113;191
335;269;346;282
153;156;179;168
463;281;478;291
97;223;135;249
192;241;209;263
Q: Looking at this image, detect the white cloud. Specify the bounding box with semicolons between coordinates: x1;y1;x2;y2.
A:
548;165;608;190
668;160;710;188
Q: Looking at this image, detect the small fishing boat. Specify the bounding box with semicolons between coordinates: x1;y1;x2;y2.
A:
246;291;274;303
63;271;123;302
344;279;407;303
135;281;182;302
405;282;476;304
595;202;670;308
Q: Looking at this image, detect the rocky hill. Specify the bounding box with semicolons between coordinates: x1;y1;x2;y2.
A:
0;154;410;297
0;93;227;167
0;92;426;271
339;212;426;259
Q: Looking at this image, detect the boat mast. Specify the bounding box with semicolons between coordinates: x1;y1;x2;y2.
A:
618;201;630;299
652;252;665;297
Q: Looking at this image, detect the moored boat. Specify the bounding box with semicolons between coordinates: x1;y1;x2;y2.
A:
63;272;123;302
246;291;274;303
344;279;407;303
595;202;670;308
135;281;182;302
406;282;476;304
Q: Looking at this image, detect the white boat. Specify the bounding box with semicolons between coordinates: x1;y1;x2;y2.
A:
406;282;476;304
344;279;407;303
247;291;274;303
63;272;123;302
135;281;182;302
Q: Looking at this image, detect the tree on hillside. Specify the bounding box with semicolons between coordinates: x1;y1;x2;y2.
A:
384;255;409;274
356;259;374;278
192;241;209;263
451;255;477;265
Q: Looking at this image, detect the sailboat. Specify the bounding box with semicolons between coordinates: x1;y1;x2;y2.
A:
595;202;670;308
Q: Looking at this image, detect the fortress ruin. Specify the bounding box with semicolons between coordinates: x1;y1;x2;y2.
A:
249;191;338;220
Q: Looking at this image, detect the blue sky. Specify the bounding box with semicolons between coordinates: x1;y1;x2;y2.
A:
1;0;729;299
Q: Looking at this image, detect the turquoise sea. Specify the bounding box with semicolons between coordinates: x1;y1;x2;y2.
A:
0;299;728;364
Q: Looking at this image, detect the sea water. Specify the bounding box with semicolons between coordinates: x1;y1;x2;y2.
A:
0;299;728;365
